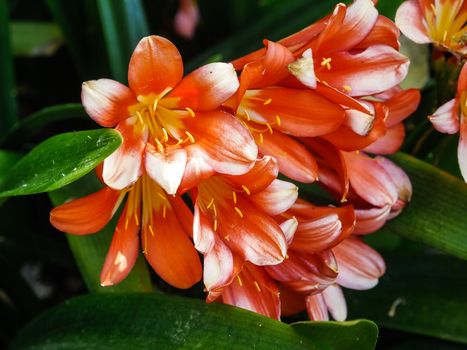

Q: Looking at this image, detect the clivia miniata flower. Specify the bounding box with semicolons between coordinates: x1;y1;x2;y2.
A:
396;0;466;57
82;35;257;195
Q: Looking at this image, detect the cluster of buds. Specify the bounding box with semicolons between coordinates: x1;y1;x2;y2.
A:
50;0;419;321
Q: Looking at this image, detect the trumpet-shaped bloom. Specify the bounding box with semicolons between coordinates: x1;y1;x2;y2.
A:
82;35;257;194
429;62;467;181
396;0;467;57
50;174;202;289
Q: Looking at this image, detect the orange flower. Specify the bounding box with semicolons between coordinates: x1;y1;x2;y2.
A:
82;35;257;195
429;62;467;181
396;0;466;57
50;173;202;289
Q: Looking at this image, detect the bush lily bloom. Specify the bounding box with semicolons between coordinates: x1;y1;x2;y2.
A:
50;173;202;289
396;0;467;57
82;35;257;195
429;62;467;181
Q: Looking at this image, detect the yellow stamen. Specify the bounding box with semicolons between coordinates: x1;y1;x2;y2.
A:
161;127;169;142
213;219;218;231
237;276;243;286
321;57;332;70
443;30;448;42
241;185;250;195
266;123;273;134
125;218;129;230
258;133;264;144
212;203;217;217
263;98;272;105
149;225;155;236
186;107;195;117
275;115;281;126
153;98;158;112
232;191;237;204
134;213;139;226
244;110;251;121
224;235;230;241
206;197;214;209
185;131;195;143
254;281;261;292
155;139;164;153
343;85;352;92
234;206;244;218
285;254;289;259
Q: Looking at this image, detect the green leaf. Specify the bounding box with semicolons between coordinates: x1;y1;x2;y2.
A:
48;174;153;293
0;129;122;197
10;293;378;349
382;153;467;260
10;22;63;57
0;103;86;147
347;234;467;344
97;0;149;82
0;0;18;136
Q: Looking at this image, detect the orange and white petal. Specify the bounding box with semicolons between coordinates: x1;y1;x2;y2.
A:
218;197;287;266
81;79;136;127
203;236;235;294
355;15;401;50
334;237;386;290
385;88;421;127
145;143;187;195
100;204;139;286
306;293;329;321
168;62;239;111
259;131;319;183
395;0;431;44
193;203;216;254
50;187;122;235
343;151;398;207
343;104;376;136
239;88;345;137
315;83;373;115
354;205;391;234
280;217;298;247
318;45;409;97
376;156;412;203
103;118;147;190
224;156;278;194
287;49;317;89
458;114;467;182
174;0;199;39
167;194;194;238
184;111;258;175
322;284;347;321
143;205;202;289
429;98;460;134
249;179;298;216
221;263;281;320
178;148;214;194
364;123;405;155
128;35;183;97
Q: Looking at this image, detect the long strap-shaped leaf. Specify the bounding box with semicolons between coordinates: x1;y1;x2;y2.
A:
383;152;467;260
10;293;378;350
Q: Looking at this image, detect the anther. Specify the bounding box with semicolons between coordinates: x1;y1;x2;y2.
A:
343;85;352;92
213;219;218;231
224;235;230;241
241;185;250;195
153;99;158;112
266;123;273;134
258;133;264;144
134;213;140;226
232;191;237;204
206;197;214;209
275;115;281;126
237;276;243;286
186;107;195;117
185;131;195;143
254;281;262;292
234;206;244;218
125;218;129;230
155;139;164;153
149;225;155;236
321;57;332;70
263;98;272;105
212;203;218;217
161;128;169;142
244;110;251;121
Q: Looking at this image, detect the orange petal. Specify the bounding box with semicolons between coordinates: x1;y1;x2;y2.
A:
103;117;147;190
184;111;257;175
395;0;431;44
100;203;140;286
249;179;298;216
280;285;306;316
364;123;405;154
429;98;460;134
259;131;319;183
356;15;401;50
306;293;329;321
168;195;194;238
128;36;183;97
287;48;317;89
145;143;187;195
224;156;278;194
385;88;421;127
354;205;391;234
221;263;280;320
203;235;235;294
178;147;214;194
168;62;239;111
315;82;373;115
310;4;347;54
239;87;345;137
144;204;202;289
217;197;287;266
81;79;136;127
334;237;386;290
318;45;409;97
50;187;121;235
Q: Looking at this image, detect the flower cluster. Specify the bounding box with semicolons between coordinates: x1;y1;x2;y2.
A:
50;0;419;321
